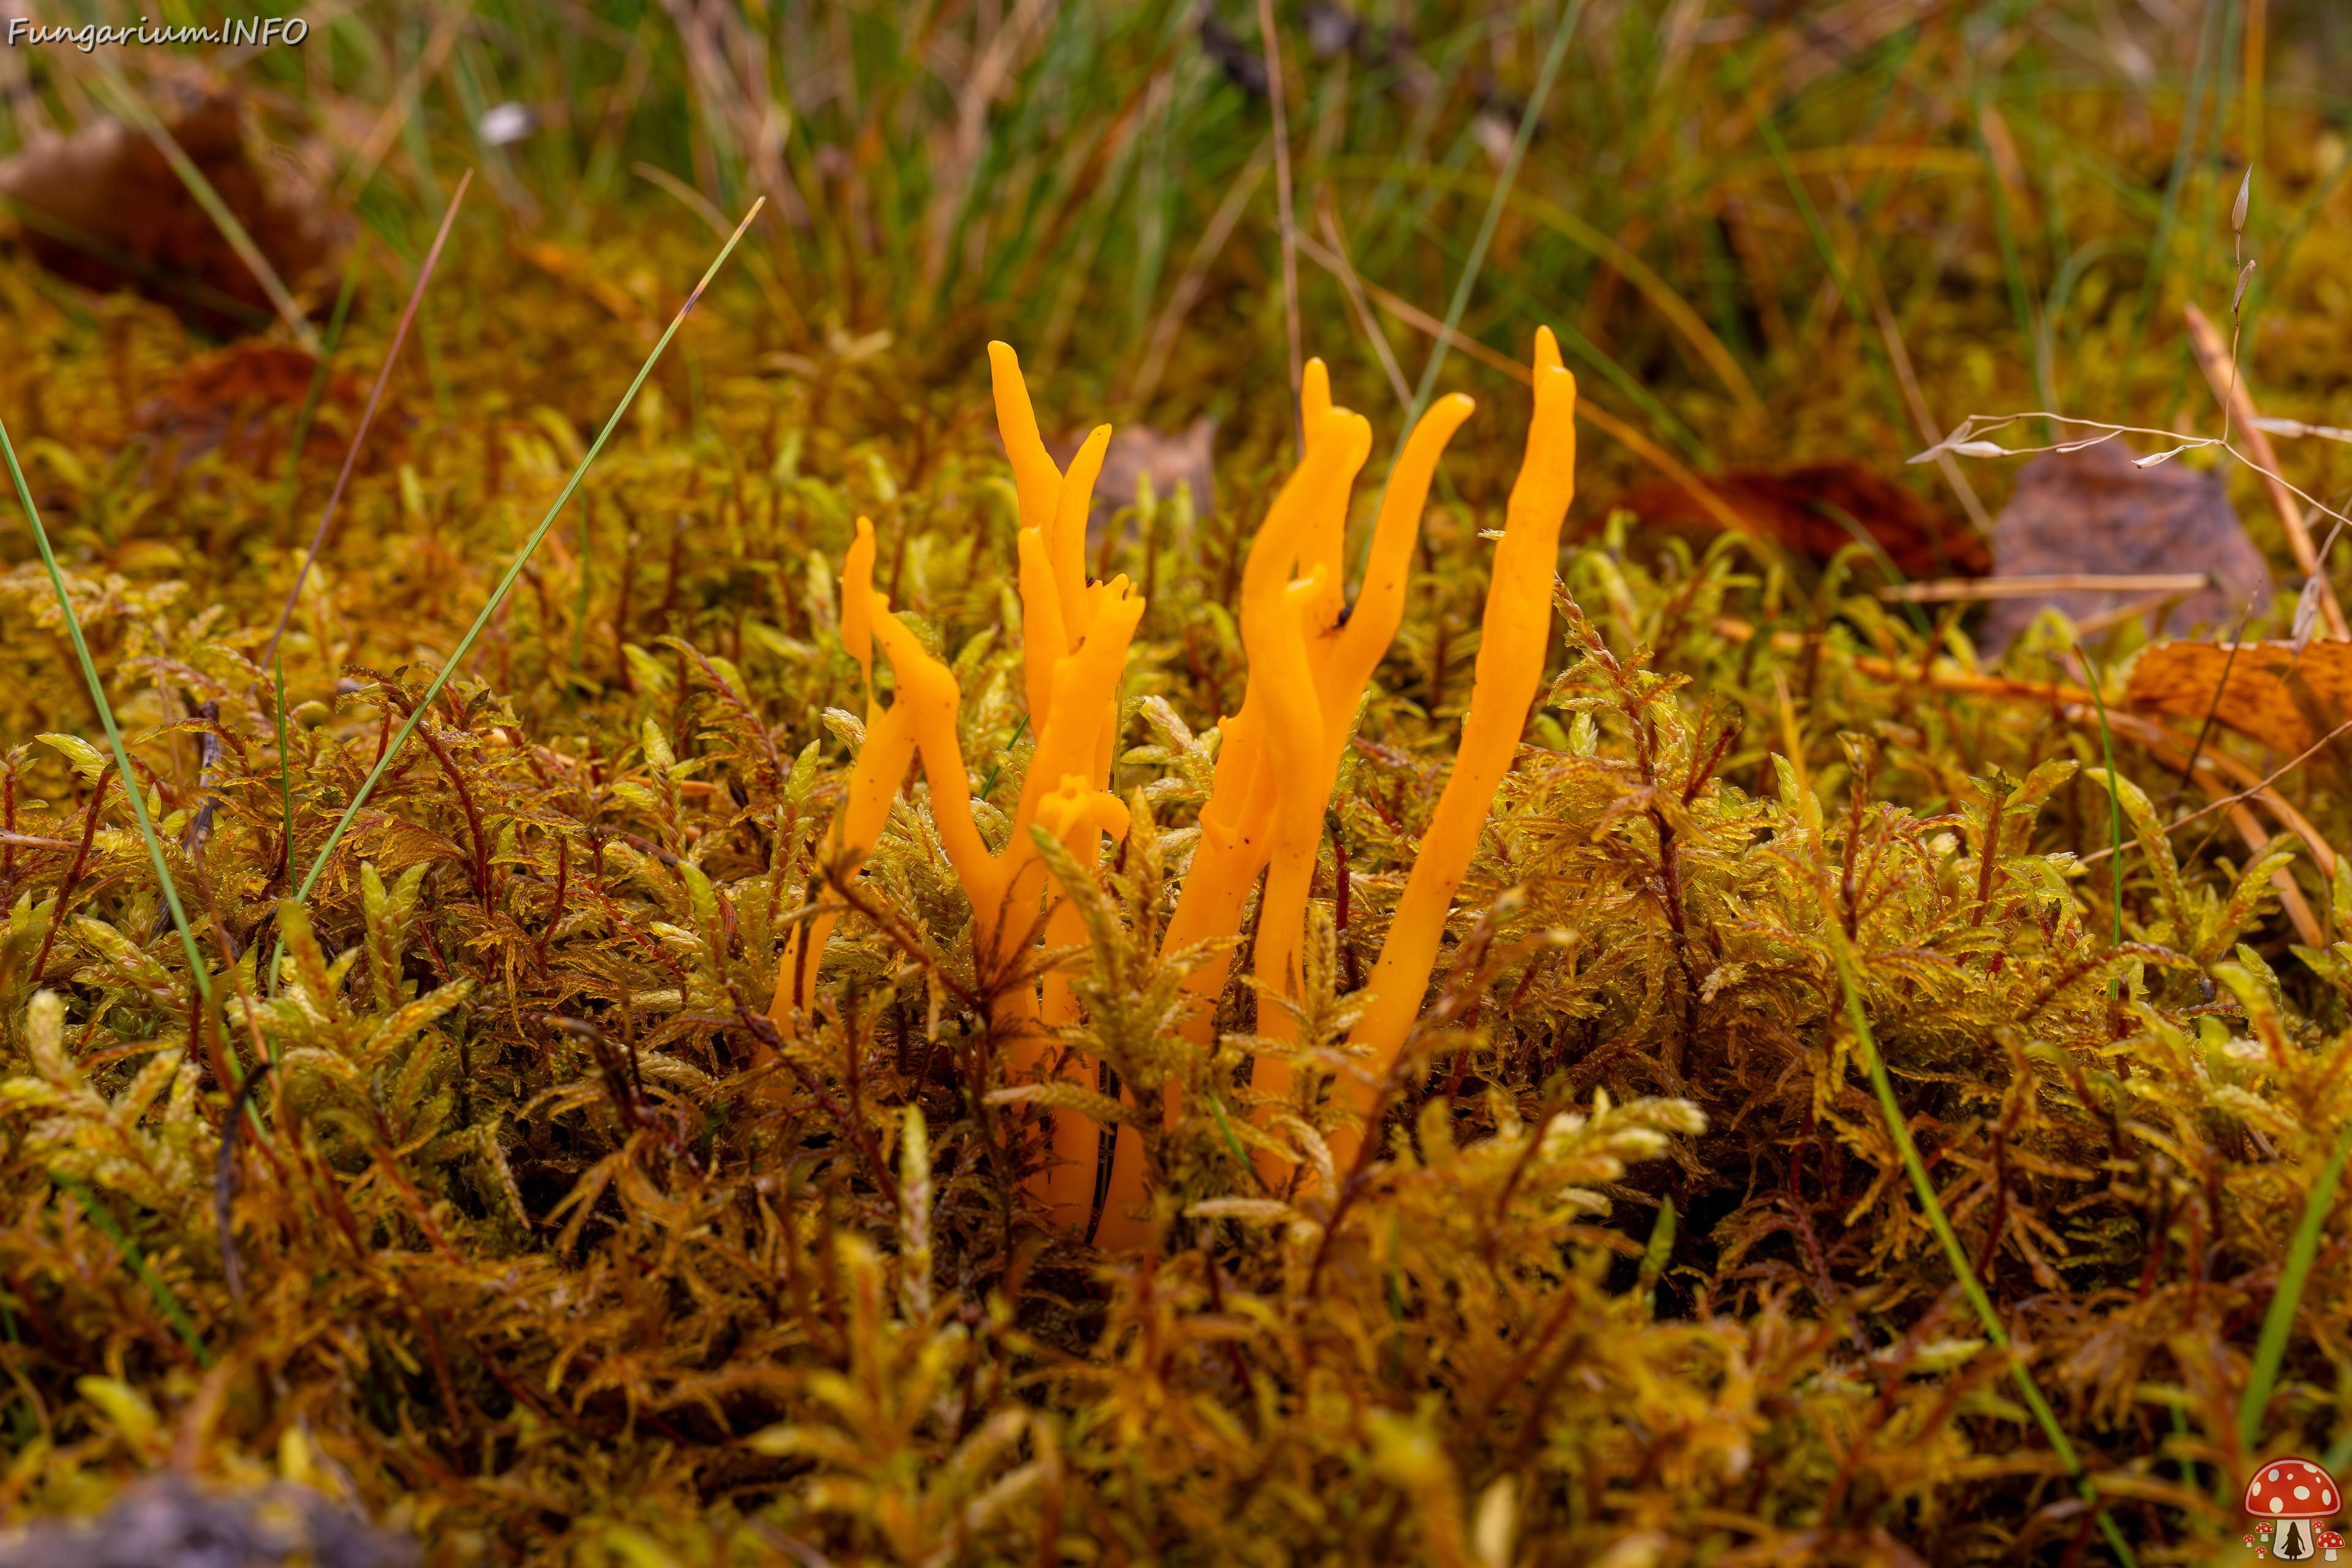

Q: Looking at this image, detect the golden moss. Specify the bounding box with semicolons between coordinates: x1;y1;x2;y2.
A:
0;226;2347;1566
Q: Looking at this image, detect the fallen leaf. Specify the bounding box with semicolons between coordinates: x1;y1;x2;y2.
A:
134;342;368;473
0;86;342;337
1978;440;2270;654
1604;461;1989;578
2126;639;2352;758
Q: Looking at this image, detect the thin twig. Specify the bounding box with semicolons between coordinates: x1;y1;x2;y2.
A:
728;990;903;1214
214;1060;277;1311
2079;717;2352;865
27;763;116;986
1858;248;1992;534
815;852;986;1012
1920;408;2352;608
1879;574;2212;603
2183;302;2346;638
2174;595;2261;797
263;170;474;671
1314;189;1412;410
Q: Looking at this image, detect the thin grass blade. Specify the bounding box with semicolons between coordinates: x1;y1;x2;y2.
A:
1365;0;1589;582
286;199;764;914
1;420;210;1010
2239;1126;2352;1452
274;648;295;890
274;246;367;538
1815;893;2141;1568
263;169;474;671
53;1173;209;1366
2074;641;2130;989
1776;676;2136;1567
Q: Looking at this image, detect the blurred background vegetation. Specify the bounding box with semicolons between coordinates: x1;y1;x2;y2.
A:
4;0;2348;511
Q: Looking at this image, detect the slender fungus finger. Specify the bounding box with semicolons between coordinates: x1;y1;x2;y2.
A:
988;341;1065;533
1098;407;1373;1242
867;605;990;891
1104;378;1434;1240
1156;411;1366;1011
1052;426;1112;643
1302;356;1333;428
1336;394;1477;677
839;519;881;688
1248;571;1335;1166
771;519;921;1026
1328;331;1577;1178
796;344;1524;1245
1033;773;1124;1227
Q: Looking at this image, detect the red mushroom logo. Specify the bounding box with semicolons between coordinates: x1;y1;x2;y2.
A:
2245;1458;2342;1561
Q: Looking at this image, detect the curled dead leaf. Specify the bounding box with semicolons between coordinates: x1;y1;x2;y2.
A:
2126;639;2352;758
0;85;344;337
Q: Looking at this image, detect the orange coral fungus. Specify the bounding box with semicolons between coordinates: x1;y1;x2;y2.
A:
775;334;1570;1242
770;345;1137;1231
1328;330;1577;1172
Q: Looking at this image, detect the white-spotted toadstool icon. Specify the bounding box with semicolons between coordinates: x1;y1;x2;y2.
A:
2244;1458;2341;1561
2319;1528;2344;1561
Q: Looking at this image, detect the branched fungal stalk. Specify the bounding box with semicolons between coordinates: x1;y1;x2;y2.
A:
778;337;1573;1237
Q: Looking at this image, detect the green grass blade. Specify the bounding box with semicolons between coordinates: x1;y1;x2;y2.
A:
2239;1126;2352;1453
275;649;296;890
1815;892;2139;1568
53;1174;209;1367
285;200;764;915
568;494;592;704
1365;0;1589;584
1;420;210;1012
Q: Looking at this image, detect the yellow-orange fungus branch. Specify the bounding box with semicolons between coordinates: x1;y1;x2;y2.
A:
1327;330;1577;1176
1091;367;1475;1243
777;336;1568;1245
772;344;1137;1232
